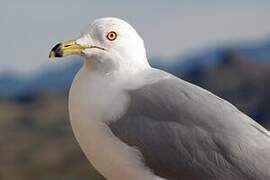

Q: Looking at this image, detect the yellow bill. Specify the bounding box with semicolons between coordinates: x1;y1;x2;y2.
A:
49;39;89;59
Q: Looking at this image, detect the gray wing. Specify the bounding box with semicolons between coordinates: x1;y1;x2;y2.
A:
108;69;270;180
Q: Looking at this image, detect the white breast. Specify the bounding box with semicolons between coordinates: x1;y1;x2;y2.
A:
68;66;165;180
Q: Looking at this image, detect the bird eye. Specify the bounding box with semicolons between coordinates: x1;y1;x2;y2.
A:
106;31;117;41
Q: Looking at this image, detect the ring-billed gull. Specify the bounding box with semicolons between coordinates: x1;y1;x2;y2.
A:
49;17;270;180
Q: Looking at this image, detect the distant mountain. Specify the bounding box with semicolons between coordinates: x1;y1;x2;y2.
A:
0;61;82;99
0;75;28;98
155;40;270;75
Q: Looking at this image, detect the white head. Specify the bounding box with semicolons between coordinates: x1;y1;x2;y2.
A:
49;17;150;75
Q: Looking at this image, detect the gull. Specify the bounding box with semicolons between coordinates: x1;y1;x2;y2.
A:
49;17;270;180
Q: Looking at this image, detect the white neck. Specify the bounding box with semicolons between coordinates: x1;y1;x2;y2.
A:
83;57;151;82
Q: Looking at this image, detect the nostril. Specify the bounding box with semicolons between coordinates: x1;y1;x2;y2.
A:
64;44;71;48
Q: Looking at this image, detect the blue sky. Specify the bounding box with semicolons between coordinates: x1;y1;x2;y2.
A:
0;0;270;75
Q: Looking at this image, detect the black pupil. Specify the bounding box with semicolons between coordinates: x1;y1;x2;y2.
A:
108;32;116;40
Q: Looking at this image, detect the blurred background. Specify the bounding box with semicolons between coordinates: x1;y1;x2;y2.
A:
0;0;270;179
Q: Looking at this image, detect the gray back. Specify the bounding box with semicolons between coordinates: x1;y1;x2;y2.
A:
108;70;270;180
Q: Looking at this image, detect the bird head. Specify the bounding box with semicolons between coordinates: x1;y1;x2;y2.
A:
49;17;150;74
